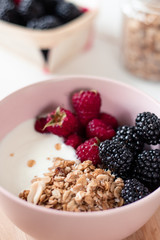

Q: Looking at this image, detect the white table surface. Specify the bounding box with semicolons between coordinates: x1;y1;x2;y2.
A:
0;0;160;102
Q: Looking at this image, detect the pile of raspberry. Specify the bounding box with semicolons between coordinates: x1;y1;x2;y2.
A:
35;89;160;206
0;0;84;29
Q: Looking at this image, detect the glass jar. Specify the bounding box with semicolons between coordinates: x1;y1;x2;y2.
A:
122;0;160;81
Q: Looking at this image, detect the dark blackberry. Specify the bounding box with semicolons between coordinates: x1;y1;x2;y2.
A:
40;0;63;15
27;15;62;29
55;1;82;23
113;126;144;156
135;112;160;145
121;178;150;205
133;149;160;190
0;0;20;24
18;0;45;23
99;139;133;177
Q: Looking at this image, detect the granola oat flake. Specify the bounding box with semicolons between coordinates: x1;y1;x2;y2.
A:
19;159;124;212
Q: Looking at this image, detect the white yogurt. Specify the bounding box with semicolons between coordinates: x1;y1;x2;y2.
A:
0;119;78;196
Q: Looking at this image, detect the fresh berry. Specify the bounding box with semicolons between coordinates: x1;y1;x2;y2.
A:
72;90;101;126
133;150;160;190
99;139;133;177
34;117;50;133
113;126;144;156
44;107;78;137
99;112;118;129
18;0;45;23
14;0;21;5
76;137;101;165
40;0;62;15
121;179;150;205
135;112;160;145
65;133;83;149
86;119;115;141
27;15;62;29
55;1;82;23
0;0;20;24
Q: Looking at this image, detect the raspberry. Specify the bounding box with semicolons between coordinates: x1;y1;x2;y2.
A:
99;139;133;177
65;133;83;149
27;15;62;29
34;117;50;134
86;119;115;141
45;107;78;137
13;0;21;5
55;1;82;23
72;90;101;126
76;137;101;165
121;179;150;205
133;149;160;190
113;126;144;156
135;112;160;145
99;112;118;129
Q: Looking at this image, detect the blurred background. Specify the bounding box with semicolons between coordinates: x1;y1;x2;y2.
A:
0;0;160;100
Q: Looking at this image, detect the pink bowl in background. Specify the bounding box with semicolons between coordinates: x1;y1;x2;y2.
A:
0;76;160;240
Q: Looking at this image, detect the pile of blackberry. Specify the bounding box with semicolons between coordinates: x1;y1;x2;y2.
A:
0;0;83;29
99;112;160;205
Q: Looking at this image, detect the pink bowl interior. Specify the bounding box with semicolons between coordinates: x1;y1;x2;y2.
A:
0;76;160;240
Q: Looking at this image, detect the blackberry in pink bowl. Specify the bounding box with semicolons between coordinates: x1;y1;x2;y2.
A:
99;111;160;205
133;149;160;191
135;112;160;145
121;179;150;205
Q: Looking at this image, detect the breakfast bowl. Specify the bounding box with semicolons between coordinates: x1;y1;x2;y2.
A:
0;76;160;240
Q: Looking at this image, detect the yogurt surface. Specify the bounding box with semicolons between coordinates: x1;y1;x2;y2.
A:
0;119;78;195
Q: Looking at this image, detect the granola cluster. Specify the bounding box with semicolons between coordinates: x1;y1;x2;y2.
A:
19;159;124;212
123;9;160;81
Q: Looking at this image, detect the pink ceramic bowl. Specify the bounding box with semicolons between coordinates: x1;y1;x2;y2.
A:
0;76;160;240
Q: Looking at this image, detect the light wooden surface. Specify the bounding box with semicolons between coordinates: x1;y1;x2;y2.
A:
0;207;160;240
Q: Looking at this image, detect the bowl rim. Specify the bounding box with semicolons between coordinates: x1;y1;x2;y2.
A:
0;75;160;217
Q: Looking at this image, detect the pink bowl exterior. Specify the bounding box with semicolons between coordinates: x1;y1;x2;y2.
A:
0;76;160;240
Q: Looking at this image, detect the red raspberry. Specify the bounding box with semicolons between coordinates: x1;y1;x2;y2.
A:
86;119;116;141
99;112;118;129
34;117;50;133
72;90;101;126
45;107;78;137
76;137;101;165
65;133;83;149
13;0;21;5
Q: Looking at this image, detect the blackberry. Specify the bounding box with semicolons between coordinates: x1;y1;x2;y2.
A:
18;0;45;23
113;126;144;156
55;1;82;23
99;139;133;177
0;0;20;24
121;178;150;205
40;0;63;15
133;149;160;190
135;112;160;145
27;15;62;29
